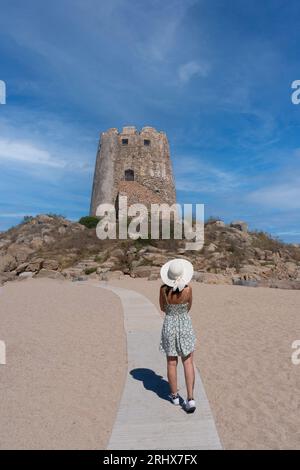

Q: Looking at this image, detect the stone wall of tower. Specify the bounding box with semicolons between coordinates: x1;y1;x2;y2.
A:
90;128;119;216
90;126;176;216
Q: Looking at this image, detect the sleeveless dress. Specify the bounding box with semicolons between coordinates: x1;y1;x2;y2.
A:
159;287;196;357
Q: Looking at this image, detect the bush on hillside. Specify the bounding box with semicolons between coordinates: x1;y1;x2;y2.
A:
46;213;65;219
79;216;100;229
22;215;34;224
251;230;285;252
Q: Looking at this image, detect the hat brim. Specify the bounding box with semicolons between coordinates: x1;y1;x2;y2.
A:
160;258;194;287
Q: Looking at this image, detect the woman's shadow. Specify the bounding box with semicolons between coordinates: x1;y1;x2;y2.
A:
130;368;172;402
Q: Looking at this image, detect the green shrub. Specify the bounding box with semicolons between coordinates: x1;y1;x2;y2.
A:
22;215;34;224
46;213;65;219
79;216;100;229
94;253;109;263
84;267;97;275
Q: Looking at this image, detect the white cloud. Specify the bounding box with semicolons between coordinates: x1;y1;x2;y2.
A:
0;138;66;168
0;212;38;218
276;231;300;237
248;180;300;210
174;155;240;193
178;60;210;84
0;109;95;180
129;0;198;64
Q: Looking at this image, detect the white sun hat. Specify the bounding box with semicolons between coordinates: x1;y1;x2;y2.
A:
160;258;194;292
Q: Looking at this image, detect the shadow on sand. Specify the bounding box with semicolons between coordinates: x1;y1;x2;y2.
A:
130;368;172;402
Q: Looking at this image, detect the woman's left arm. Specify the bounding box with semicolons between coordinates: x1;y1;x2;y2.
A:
188;285;193;311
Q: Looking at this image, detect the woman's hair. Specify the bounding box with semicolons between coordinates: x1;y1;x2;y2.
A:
163;284;188;295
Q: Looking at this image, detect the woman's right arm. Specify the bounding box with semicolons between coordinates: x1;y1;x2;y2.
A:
159;286;166;312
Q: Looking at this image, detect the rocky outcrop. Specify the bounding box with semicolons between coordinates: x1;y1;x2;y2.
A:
1;214;300;290
0;254;17;272
35;269;65;280
230;220;248;232
193;272;233;285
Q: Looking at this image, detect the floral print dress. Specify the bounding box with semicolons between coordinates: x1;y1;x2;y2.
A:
159;287;196;357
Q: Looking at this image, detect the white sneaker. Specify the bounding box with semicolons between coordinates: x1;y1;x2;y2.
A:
184;399;196;413
169;393;180;405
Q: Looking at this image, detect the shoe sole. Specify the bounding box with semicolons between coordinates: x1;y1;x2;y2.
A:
185;406;196;413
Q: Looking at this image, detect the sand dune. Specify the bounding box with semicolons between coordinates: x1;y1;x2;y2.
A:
0;278;126;449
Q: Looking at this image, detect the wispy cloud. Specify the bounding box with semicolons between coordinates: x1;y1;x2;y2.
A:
245;147;300;211
0;138;65;168
178;60;210;84
248;180;300;210
0;108;95;175
276;231;300;237
0;0;300;241
174;155;240;193
0;212;38;218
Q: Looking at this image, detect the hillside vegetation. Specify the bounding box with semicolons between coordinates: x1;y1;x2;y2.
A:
1;214;300;289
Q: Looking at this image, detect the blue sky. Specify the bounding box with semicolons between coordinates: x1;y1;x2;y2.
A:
1;0;300;242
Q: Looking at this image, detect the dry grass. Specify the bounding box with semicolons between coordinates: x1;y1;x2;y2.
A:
250;230;285;252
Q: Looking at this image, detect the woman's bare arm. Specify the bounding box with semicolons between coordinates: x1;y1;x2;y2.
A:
159;286;166;312
187;285;193;311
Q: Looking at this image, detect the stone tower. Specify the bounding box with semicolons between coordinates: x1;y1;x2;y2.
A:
90;126;176;216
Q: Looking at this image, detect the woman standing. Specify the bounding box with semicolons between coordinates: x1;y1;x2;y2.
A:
159;258;197;413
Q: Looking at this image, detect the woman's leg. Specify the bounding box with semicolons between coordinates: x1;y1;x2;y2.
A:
181;352;195;400
167;355;178;394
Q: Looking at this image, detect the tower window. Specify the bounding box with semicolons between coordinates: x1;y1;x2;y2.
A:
122;138;128;145
125;169;134;181
144;139;151;146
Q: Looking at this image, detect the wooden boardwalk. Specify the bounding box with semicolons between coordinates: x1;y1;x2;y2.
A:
96;282;222;450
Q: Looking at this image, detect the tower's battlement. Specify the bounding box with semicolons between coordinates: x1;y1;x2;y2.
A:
90;126;176;215
104;126;166;136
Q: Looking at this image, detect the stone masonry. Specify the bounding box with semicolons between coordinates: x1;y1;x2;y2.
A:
89;126;176;216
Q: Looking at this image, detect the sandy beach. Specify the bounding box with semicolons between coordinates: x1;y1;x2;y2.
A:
1;276;300;449
0;278;126;450
109;277;300;450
